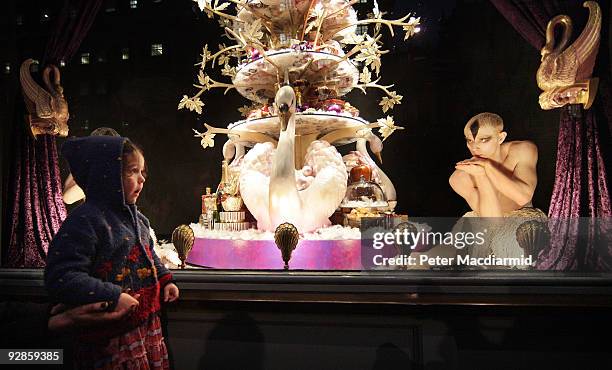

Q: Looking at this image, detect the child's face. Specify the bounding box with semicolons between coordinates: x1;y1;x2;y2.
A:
122;150;146;204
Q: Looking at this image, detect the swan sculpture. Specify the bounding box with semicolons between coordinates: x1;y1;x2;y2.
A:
239;85;348;232
223;139;245;167
536;1;601;110
343;131;397;205
19;59;69;137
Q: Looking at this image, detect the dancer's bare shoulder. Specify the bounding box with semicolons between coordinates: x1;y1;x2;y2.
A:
505;140;538;164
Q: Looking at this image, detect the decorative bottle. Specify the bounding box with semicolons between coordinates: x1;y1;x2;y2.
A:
201;187;216;229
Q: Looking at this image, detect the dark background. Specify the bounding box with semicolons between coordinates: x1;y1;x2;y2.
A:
1;0;607;238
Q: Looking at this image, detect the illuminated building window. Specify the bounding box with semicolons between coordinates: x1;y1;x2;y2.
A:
3;63;10;75
80;53;90;65
122;48;130;60
16;15;23;26
105;0;116;12
151;43;163;56
356;24;368;35
130;0;138;9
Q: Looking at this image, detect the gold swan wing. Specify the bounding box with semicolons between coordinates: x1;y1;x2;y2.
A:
537;1;602;110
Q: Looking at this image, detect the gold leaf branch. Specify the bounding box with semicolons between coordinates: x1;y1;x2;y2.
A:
312;8;328;47
210;44;243;68
353;78;394;96
196;0;242;22
376;116;404;141
355;14;412;37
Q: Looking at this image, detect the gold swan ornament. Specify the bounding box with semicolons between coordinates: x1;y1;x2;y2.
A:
19;59;70;138
536;1;601;110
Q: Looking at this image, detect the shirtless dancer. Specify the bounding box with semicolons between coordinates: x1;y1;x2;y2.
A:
409;113;541;269
449;112;538;216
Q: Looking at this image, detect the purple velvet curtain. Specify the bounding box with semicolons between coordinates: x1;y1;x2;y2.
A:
3;0;103;268
491;0;612;271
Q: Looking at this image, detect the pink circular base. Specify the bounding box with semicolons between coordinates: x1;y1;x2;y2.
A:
186;238;362;270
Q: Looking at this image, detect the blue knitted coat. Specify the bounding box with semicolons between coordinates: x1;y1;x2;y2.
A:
45;136;172;333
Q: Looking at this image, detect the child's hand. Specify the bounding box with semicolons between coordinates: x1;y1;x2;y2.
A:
163;283;179;303
116;292;139;312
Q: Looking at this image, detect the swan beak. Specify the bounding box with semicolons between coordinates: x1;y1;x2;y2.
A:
374;152;383;164
278;103;289;131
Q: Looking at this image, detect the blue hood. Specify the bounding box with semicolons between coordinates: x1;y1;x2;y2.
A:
62;136;128;207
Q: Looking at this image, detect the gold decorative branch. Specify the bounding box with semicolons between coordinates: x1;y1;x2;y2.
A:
193;72;236;95
194;123;277;149
210;44;243;68
353;78;394;96
196;0;242;22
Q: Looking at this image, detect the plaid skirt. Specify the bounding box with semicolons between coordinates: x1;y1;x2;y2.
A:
75;314;169;370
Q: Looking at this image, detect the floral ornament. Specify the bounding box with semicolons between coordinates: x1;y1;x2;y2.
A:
371;0;386;36
218;17;231;28
116;267;131;282
354;35;384;75
127;246;142;263
238;105;252;117
221;64;236;77
136;267;152;280
343;33;365;45
403;16;421;40
238;103;261;117
305;3;325;35
197;0;232;19
379;91;403;113
359;66;372;84
218;50;230;67
243;19;264;42
193;127;216;149
178;95;205;114
198;44;212;69
198;71;212;90
377;115;404;141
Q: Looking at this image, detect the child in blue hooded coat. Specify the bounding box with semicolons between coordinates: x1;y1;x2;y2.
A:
45;136;179;369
